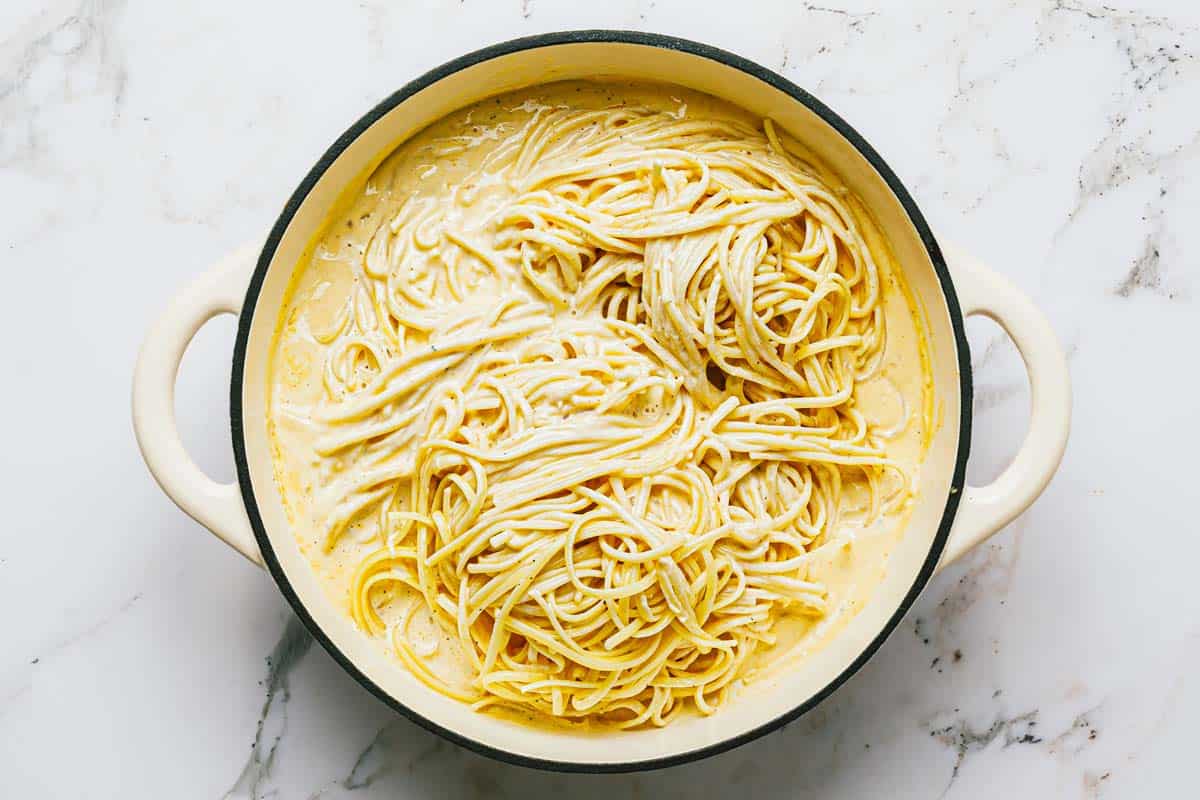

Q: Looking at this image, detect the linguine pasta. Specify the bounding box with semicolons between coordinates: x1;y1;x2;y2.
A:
270;83;920;729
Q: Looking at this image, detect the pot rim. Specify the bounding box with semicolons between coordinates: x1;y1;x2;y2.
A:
231;29;972;773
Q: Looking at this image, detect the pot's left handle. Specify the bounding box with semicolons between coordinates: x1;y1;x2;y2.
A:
132;243;264;567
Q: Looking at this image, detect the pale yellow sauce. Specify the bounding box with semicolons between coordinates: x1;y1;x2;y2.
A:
268;80;931;726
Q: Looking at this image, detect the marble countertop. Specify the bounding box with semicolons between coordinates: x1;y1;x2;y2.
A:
4;0;1197;797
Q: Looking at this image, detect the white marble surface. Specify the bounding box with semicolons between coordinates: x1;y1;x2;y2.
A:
3;0;1198;796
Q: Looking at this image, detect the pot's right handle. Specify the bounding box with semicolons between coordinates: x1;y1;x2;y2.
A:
132;243;263;567
936;243;1071;571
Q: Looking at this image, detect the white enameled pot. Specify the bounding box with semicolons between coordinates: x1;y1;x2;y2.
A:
132;32;1070;772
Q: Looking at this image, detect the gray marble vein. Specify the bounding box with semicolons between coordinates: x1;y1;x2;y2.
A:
225;616;314;800
929;710;1042;786
340;722;446;791
1;0;128;167
927;700;1107;795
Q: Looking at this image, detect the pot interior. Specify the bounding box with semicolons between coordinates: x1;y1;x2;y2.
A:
236;35;966;768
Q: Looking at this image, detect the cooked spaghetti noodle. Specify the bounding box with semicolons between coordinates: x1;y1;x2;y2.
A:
271;84;917;728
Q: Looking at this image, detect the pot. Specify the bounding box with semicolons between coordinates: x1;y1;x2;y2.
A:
132;31;1070;772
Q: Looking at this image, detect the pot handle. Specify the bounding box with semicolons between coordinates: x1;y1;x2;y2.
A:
935;243;1071;572
132;243;263;566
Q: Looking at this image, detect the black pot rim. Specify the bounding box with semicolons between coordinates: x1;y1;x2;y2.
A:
231;29;972;775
